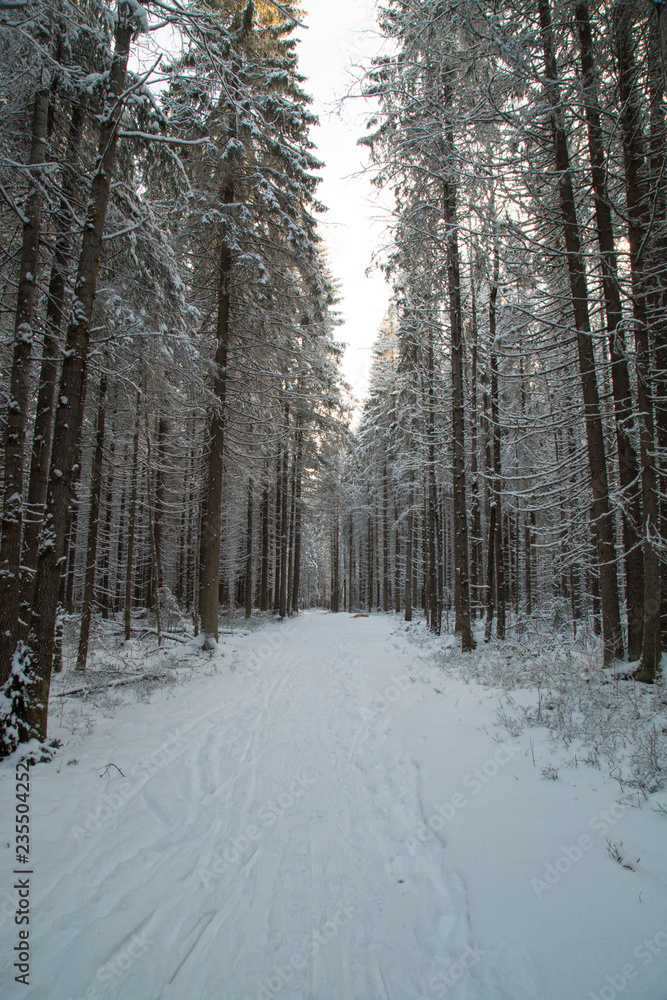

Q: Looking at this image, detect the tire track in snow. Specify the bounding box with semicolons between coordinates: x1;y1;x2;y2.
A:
3;612;538;1000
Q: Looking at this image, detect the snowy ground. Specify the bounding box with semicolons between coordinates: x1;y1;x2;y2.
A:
1;611;667;1000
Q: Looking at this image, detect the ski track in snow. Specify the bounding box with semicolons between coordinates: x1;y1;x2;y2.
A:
1;612;666;999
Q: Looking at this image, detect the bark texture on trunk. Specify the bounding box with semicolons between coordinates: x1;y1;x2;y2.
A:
18;6;135;744
0;83;50;684
576;0;644;659
489;244;506;640
199;184;234;643
19;102;85;637
443;120;474;651
539;0;622;664
244;480;253;620
425;335;439;634
76;374;107;671
290;427;303;614
615;3;662;680
124;402;141;642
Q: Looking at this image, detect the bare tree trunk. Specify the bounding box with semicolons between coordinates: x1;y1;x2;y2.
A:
115;443;128;614
63;420;85;614
615;3;662;680
199;184;234;643
367;510;374;612
278;401;289;619
273;450;283;613
348;512;354;612
575;0;644;659
646;9;667;648
291;428;303;614
0;82;50;683
539;0;623;664
244;479;253;619
11;4;136;746
331;501;340;612
382;463;390;612
404;487;413;622
489;244;506;640
124;401;141;641
192;506;201;637
145;423;162;646
375;493;380;610
19;101;85;636
443;156;473;649
99;435;115;620
469;263;482;619
425;336;439;633
153;416;167;595
260;478;270;611
484;501;497;643
525;511;534;617
76;374;107;671
394;500;401;614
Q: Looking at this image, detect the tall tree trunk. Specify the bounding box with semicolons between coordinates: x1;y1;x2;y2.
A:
115;443;128;614
404;487;413;622
382;463;390;612
0;82;50;683
153;416;167;596
273;451;283;613
525;511;534;617
19;101;85;636
425;337;439;634
469;263;482;618
484;504;497;643
331;500;340;613
192;506;201;637
99;435;115;620
443;111;474;650
539;0;623;664
646;8;667;648
615;3;662;680
375;493;380;610
394;501;401;614
575;0;644;659
489;244;506;640
278;400;289;619
7;5;135;748
62;418;86;615
76;374;107;671
291;428;303;614
367;510;374;612
348;512;354;612
124;401;141;641
260;478;270;611
145;422;162;646
244;479;253;620
199;184;234;643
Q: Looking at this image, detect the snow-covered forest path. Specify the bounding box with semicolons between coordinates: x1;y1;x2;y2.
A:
2;612;667;999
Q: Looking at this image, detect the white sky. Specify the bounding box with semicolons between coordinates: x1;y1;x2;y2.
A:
295;1;392;412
